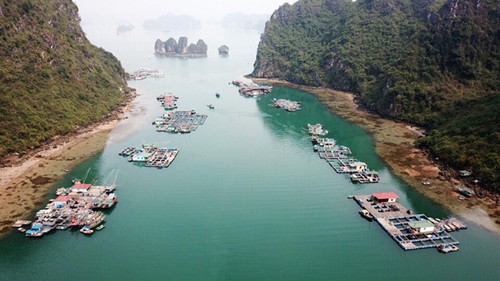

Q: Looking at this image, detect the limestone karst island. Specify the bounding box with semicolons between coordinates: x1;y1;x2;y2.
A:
154;37;208;57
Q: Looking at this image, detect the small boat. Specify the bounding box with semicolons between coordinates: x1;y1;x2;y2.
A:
459;170;472;177
80;226;94;235
133;73;147;80
207;104;215;109
437;244;459;253
215;93;220;98
347;195;354;199
359;209;374;221
96;224;105;231
17;227;26;233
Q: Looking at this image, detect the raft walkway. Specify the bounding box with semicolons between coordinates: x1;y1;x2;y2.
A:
353;194;463;251
309;125;379;183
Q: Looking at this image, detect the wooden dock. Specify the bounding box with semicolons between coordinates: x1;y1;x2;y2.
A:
353;194;462;251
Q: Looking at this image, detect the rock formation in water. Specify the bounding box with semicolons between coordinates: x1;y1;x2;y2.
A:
218;45;229;55
155;37;207;57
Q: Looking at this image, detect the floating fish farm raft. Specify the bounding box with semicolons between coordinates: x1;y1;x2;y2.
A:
119;144;179;168
157;92;179;110
273;98;301;112
308;124;379;183
15;170;119;237
153;110;207;134
353;192;467;252
232;80;272;97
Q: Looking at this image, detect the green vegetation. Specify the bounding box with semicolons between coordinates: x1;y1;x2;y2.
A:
0;0;127;156
254;0;499;191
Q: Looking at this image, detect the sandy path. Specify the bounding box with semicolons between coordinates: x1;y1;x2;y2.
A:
0;90;137;236
252;78;500;234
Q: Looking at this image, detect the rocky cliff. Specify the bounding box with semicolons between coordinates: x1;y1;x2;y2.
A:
155;37;207;57
0;0;127;157
253;0;499;190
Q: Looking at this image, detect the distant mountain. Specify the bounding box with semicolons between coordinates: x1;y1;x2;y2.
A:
0;0;127;156
117;24;134;34
253;0;499;191
143;13;201;32
221;12;269;33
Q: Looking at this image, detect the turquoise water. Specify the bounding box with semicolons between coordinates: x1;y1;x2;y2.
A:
0;24;499;280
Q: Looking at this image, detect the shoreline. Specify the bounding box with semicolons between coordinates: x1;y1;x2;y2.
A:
251;77;500;235
0;88;137;237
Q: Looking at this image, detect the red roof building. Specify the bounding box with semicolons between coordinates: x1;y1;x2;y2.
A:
372;192;399;203
72;183;91;190
54;195;73;203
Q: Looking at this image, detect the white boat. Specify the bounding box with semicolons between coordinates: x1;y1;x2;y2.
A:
359;209;374;221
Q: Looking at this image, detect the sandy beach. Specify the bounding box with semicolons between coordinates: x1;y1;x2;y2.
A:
0;89;137;237
252;78;500;234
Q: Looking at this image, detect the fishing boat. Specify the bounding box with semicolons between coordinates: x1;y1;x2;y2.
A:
96;224;105;231
437;244;459;253
359;209;374;221
80;226;94;235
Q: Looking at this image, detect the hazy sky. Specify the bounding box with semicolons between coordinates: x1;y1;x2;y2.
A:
73;0;297;24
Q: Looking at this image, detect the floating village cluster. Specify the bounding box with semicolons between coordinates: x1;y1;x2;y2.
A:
353;192;467;253
14;171;119;237
119;145;179;168
308;123;380;183
128;68;164;80
16;76;469;252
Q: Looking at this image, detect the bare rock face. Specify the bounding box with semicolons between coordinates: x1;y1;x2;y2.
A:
154;39;166;54
155;37;207;57
176;36;188;54
164;38;178;53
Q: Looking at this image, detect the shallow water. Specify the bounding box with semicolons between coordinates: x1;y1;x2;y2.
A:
0;24;498;281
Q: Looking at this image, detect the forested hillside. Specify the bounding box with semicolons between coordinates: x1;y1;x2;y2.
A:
253;0;499;191
0;0;127;156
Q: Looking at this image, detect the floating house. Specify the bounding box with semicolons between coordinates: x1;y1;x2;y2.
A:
131;152;153;162
348;161;367;173
408;220;435;234
372;192;399;203
70;183;92;194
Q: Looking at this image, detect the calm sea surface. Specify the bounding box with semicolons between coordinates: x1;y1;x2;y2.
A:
0;23;498;281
